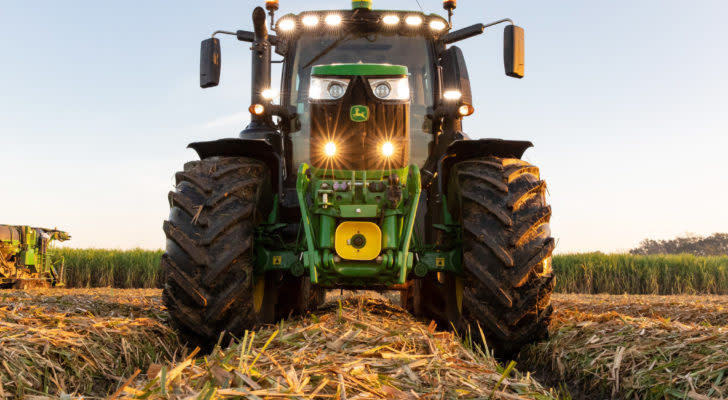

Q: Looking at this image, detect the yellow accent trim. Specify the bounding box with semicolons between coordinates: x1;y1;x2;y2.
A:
253;278;265;313
455;276;463;313
335;221;382;261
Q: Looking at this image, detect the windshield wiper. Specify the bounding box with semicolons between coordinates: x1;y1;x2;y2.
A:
302;33;353;70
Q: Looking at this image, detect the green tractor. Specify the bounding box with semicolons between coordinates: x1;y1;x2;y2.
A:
0;225;70;289
162;0;554;356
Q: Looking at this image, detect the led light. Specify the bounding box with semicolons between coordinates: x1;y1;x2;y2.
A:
443;90;462;100
459;104;475;116
429;19;447;31
249;104;265;115
328;82;346;99
325;14;342;26
261;88;278;100
405;15;423;26
324;142;337;157
374;82;391;99
302;15;319;27
382;15;400;25
278;18;296;31
381;141;394;157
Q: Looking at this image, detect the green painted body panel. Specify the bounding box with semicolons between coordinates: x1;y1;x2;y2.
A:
312;63;408;77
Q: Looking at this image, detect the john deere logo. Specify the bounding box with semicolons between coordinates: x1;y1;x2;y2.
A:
350;105;369;122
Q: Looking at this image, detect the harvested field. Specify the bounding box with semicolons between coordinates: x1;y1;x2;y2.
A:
5;288;726;399
0;289;555;399
0;288;182;398
522;293;728;400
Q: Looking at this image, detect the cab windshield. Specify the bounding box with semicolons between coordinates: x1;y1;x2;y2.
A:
285;33;434;167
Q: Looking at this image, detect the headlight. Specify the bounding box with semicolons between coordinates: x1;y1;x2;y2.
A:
324;142;337;157
369;77;409;100
373;82;391;99
309;77;350;100
381;141;394;157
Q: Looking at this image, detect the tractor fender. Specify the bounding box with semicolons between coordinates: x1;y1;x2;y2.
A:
436;138;533;195
188;133;285;195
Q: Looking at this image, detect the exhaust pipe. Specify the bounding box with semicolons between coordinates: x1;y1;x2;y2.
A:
248;6;271;127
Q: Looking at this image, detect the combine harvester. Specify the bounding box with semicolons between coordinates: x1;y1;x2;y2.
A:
0;225;70;288
162;0;554;356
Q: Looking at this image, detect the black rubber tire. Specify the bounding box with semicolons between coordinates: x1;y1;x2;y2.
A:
161;157;274;349
449;156;555;357
274;275;326;320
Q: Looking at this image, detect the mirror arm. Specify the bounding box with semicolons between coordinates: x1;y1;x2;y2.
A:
442;18;515;44
210;29;277;44
483;18;514;29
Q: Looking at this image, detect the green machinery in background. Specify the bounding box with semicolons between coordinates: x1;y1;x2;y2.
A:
162;0;554;357
0;225;70;288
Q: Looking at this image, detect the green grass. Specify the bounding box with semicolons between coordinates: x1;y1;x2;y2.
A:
554;253;728;294
58;248;163;288
56;248;728;294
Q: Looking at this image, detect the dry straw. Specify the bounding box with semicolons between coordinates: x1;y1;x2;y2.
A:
521;294;728;399
0;288;181;398
122;296;556;399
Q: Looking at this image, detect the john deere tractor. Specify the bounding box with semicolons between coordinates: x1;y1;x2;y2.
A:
162;0;554;355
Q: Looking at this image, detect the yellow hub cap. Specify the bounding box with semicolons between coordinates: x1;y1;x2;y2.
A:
335;221;382;260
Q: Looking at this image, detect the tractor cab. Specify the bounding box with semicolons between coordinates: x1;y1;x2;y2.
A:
275;8;447;168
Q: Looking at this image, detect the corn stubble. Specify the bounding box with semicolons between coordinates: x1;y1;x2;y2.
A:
520;294;728;399
0;288;181;398
121;296;556;399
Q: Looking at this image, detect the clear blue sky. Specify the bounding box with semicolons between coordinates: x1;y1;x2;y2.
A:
1;1;726;252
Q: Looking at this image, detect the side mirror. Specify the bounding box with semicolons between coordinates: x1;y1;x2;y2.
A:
504;25;525;78
200;38;221;88
440;46;473;109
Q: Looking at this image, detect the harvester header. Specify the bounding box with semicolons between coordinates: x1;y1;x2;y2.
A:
0;225;70;288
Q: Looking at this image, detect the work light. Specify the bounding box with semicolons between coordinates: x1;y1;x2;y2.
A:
325;14;342;26
382;15;400;25
302;15;319;27
405;15;423;26
443;90;462;100
429;20;447;31
278;18;295;31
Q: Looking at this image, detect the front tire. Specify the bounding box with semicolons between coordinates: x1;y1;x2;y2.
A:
451;156;555;357
161;157;274;349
